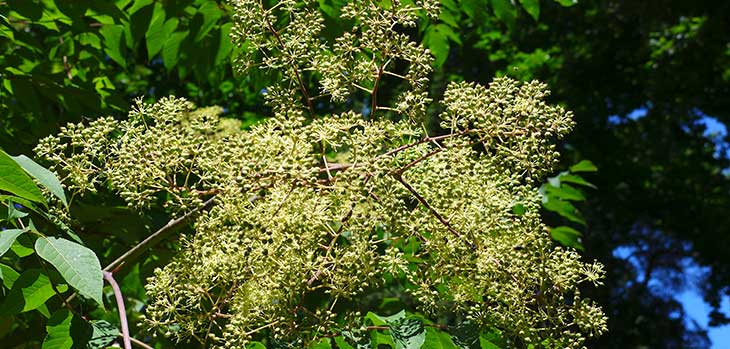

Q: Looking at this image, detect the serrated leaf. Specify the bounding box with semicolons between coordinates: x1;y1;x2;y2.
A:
550;226;584;250
11;155;67;207
87;320;119;349
519;0;540;20
391;318;426;349
34;237;103;306
0;269;68;315
0;229;25;257
0;149;46;206
0;263;20;289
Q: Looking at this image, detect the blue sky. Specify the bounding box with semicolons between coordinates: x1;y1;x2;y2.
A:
610;107;730;347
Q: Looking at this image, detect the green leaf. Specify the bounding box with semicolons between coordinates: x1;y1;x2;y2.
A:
310;338;333;349
391;318;426;349
87;320;119;349
215;23;234;66
99;24;126;67
145;3;170;58
245;342;267;349
450;322;480;349
490;0;517;29
0;149;46;206
569;160;598;173
162;30;189;70
193;1;223;42
542;184;585;201
511;203;526;215
519;0;540;20
43;309;75;349
423;24;451;68
559;174;596;189
0;269;68;315
542;199;586;225
42;309;94;349
0;229;25;257
479;334;501;349
550;226;584;251
11;155;68;207
11;233;35;257
34;237;103;306
554;0;578;7
0;263;20;289
422;327;458;349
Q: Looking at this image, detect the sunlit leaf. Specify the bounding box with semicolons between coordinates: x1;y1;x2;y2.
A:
11;155;68;207
34;237;103;306
0;149;46;206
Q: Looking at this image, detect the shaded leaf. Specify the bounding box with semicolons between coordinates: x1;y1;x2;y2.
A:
0;269;68;315
34;237;103;306
490;0;517;29
99;24;126;67
11;155;68;206
87;321;119;349
554;0;578;6
391;318;426;349
422;327;458;349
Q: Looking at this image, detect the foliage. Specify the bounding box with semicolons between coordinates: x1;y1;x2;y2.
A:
29;1;607;348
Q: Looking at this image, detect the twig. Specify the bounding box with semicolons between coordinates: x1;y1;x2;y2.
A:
104;271;131;349
104;196;217;273
128;336;154;349
392;174;462;240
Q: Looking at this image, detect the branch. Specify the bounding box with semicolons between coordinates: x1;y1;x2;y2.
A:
104;271;131;349
104;196;217;272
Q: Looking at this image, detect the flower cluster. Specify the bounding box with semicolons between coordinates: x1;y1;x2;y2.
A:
37;0;606;348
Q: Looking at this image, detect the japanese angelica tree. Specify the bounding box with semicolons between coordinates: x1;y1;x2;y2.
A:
36;0;607;348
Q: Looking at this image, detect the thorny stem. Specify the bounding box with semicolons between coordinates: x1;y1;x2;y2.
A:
104;271;131;349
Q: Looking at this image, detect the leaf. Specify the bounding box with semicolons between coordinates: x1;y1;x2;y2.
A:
0;149;47;206
490;0;517;29
11;155;68;207
554;0;578;7
99;24;126;68
245;342;267;349
162;30;189;70
145;3;168;58
193;1;223;42
87;320;119;349
0;229;25;257
0;269;68;315
422;327;458;349
559;174;596;189
424;24;451;68
511;203;526;216
550;226;584;251
310;338;333;349
542;184;585;201
519;0;540;20
569;160;598;173
390;318;426;349
34;237;103;306
450;322;480;349
42;309;94;349
0;263;20;289
542;199;586;225
43;309;75;349
215;23;234;66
